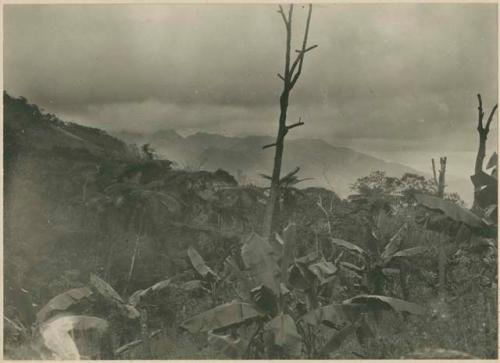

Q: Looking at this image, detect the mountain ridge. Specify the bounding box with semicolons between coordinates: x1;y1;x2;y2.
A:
114;128;423;197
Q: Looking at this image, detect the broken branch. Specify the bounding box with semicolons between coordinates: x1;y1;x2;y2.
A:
277;5;288;26
485;104;498;131
295;44;318;54
262;142;277;150
290;4;313;88
286;118;304;130
477;93;484;131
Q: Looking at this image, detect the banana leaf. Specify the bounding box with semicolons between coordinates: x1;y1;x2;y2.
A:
187;247;219;280
90;274;139;319
40;315;108;360
318;319;360;357
415;194;484;229
264;313;302;357
343;295;426;315
307;261;337;284
36;287;93;323
241;233;280;294
207;331;248;359
181;301;263;333
381;223;407;259
300;303;356;327
390;246;427;258
486;152;497;170
330;238;367;256
129;278;172;306
90;274;124;304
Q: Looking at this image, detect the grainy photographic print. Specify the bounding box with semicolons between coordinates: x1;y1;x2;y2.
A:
3;1;498;360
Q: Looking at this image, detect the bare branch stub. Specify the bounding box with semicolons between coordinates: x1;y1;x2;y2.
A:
477;93;484;131
262;142;277;150
277;5;288;26
295;44;318;54
485;104;498;131
290;4;313;88
286;118;305;130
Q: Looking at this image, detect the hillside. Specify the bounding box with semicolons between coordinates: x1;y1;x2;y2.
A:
115;130;422;197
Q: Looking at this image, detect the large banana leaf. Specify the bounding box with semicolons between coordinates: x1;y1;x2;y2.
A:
90;274;124;304
264;313;302;357
295;250;322;265
343;295;426;315
318;319;359;357
280;224;296;287
300;303;356;327
250;285;278;314
339;261;364;273
390;246;427;258
415;194;484;229
181;301;263;333
207;331;248;359
404;348;477;359
486;152;497;170
241;233;280;294
471;171;497;189
330;238;367;256
307;261;337;284
288;263;314;290
129;278;172;306
225;256;252;300
381;223;407;259
187;247;219;280
40;315;108;360
36;287;93;323
90;274;139;319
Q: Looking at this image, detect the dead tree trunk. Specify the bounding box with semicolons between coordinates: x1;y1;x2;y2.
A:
473;94;497;208
432;157;447;198
431;157;447;297
262;4;317;240
475;94;497;174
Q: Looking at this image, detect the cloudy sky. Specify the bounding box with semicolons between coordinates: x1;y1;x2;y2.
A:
4;3;498;176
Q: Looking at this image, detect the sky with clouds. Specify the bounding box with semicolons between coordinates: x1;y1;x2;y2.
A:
4;3;498;175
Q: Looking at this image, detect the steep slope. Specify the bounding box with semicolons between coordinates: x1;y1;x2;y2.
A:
4;92;137;162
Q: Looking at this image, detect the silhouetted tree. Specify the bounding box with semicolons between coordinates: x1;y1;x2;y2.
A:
262;4;317;239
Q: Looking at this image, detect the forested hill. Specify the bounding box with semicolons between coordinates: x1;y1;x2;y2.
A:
4;92;138;163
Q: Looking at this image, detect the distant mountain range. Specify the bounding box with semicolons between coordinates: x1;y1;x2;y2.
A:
5;91;472;201
114;129;424;197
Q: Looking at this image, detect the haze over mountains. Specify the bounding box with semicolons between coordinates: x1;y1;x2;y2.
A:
114;129;441;199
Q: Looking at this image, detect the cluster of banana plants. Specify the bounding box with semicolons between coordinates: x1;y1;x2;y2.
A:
180;225;427;359
331;215;427;299
28;273;175;359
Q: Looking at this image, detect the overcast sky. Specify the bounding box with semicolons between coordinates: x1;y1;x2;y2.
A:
4;3;498;175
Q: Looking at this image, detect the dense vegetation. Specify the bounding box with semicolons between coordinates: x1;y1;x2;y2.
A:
3;92;497;359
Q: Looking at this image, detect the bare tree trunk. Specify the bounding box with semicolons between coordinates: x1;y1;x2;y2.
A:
437;157;447;198
431;157;447;297
475;133;488;175
473;94;497;208
262;4;316;239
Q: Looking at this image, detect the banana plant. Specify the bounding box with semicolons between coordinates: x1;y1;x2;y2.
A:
32;273;176;360
180;225;427;359
331;218;427;299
